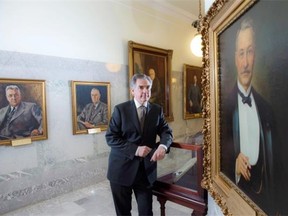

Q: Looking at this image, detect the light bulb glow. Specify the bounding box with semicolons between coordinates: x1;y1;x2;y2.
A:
190;34;202;57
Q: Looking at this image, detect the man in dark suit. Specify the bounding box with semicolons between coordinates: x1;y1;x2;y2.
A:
221;18;275;214
105;73;173;216
0;85;43;139
77;88;108;129
188;75;202;114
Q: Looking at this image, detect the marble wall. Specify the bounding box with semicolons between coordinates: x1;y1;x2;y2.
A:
0;50;203;214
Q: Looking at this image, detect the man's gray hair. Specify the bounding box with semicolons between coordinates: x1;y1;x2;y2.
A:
130;73;152;89
5;85;21;94
235;18;255;50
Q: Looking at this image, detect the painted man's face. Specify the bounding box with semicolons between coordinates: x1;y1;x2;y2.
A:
235;27;255;91
6;89;21;107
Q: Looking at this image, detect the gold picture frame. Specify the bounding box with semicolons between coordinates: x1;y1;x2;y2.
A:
71;81;111;135
202;0;288;215
0;78;47;145
183;64;203;120
128;41;174;122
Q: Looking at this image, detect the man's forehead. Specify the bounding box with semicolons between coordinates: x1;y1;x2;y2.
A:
7;89;19;93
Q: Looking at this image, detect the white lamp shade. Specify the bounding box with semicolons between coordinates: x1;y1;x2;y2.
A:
190;33;202;57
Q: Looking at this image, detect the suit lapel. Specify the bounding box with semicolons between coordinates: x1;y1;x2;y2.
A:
11;102;24;121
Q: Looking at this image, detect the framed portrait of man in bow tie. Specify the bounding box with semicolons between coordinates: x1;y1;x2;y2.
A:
0;78;47;145
201;0;288;215
71;81;111;135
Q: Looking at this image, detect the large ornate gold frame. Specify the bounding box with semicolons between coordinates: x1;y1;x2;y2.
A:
201;0;275;215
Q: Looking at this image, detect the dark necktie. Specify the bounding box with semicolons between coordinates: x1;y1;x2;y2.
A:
5;107;16;126
138;106;146;132
238;89;252;107
89;105;97;121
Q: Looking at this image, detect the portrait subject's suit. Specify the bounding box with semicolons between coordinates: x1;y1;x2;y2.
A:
0;102;42;139
77;101;108;129
188;83;201;113
150;77;162;106
105;100;173;187
221;84;275;214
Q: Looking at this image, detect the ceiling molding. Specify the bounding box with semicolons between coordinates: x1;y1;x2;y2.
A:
113;0;199;24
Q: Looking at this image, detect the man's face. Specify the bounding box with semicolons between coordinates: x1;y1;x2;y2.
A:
235;28;255;90
193;75;197;84
148;69;155;80
91;89;100;104
6;89;21;107
131;78;151;105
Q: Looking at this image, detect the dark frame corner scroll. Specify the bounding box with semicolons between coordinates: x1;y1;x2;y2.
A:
202;0;288;215
0;78;47;145
128;40;174;122
183;64;203;120
71;81;111;135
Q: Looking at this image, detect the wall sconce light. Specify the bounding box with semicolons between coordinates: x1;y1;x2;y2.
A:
190;0;202;57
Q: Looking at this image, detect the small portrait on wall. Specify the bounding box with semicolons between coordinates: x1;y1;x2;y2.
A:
0;79;47;145
71;81;111;135
183;64;203;119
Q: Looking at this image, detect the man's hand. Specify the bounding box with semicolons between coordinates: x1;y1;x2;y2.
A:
236;152;251;181
31;129;41;136
83;121;94;129
137;146;152;157
189;100;193;107
151;146;166;162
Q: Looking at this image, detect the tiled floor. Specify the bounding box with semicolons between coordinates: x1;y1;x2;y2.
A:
3;180;193;216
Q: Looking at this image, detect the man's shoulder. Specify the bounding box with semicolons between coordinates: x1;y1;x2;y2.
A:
20;101;37;108
115;100;133;109
99;101;108;107
0;105;9;114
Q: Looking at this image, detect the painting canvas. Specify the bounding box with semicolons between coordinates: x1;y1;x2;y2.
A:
183;64;203;119
0;79;47;145
202;0;288;215
128;41;174;121
71;81;110;135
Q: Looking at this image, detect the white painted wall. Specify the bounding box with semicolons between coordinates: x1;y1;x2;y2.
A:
0;0;201;71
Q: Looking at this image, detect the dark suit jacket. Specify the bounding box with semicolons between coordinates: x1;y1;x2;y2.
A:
0;102;42;139
105;100;173;186
188;83;201;113
77;101;108;129
221;84;275;214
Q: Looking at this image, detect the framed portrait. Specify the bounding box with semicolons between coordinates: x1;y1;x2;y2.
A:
202;0;288;215
183;64;203;120
128;40;174;122
71;81;111;135
0;78;47;145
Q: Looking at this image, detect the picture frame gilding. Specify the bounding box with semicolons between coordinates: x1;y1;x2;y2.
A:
202;0;288;215
71;81;111;135
183;64;203;120
0;78;47;145
128;41;174;121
